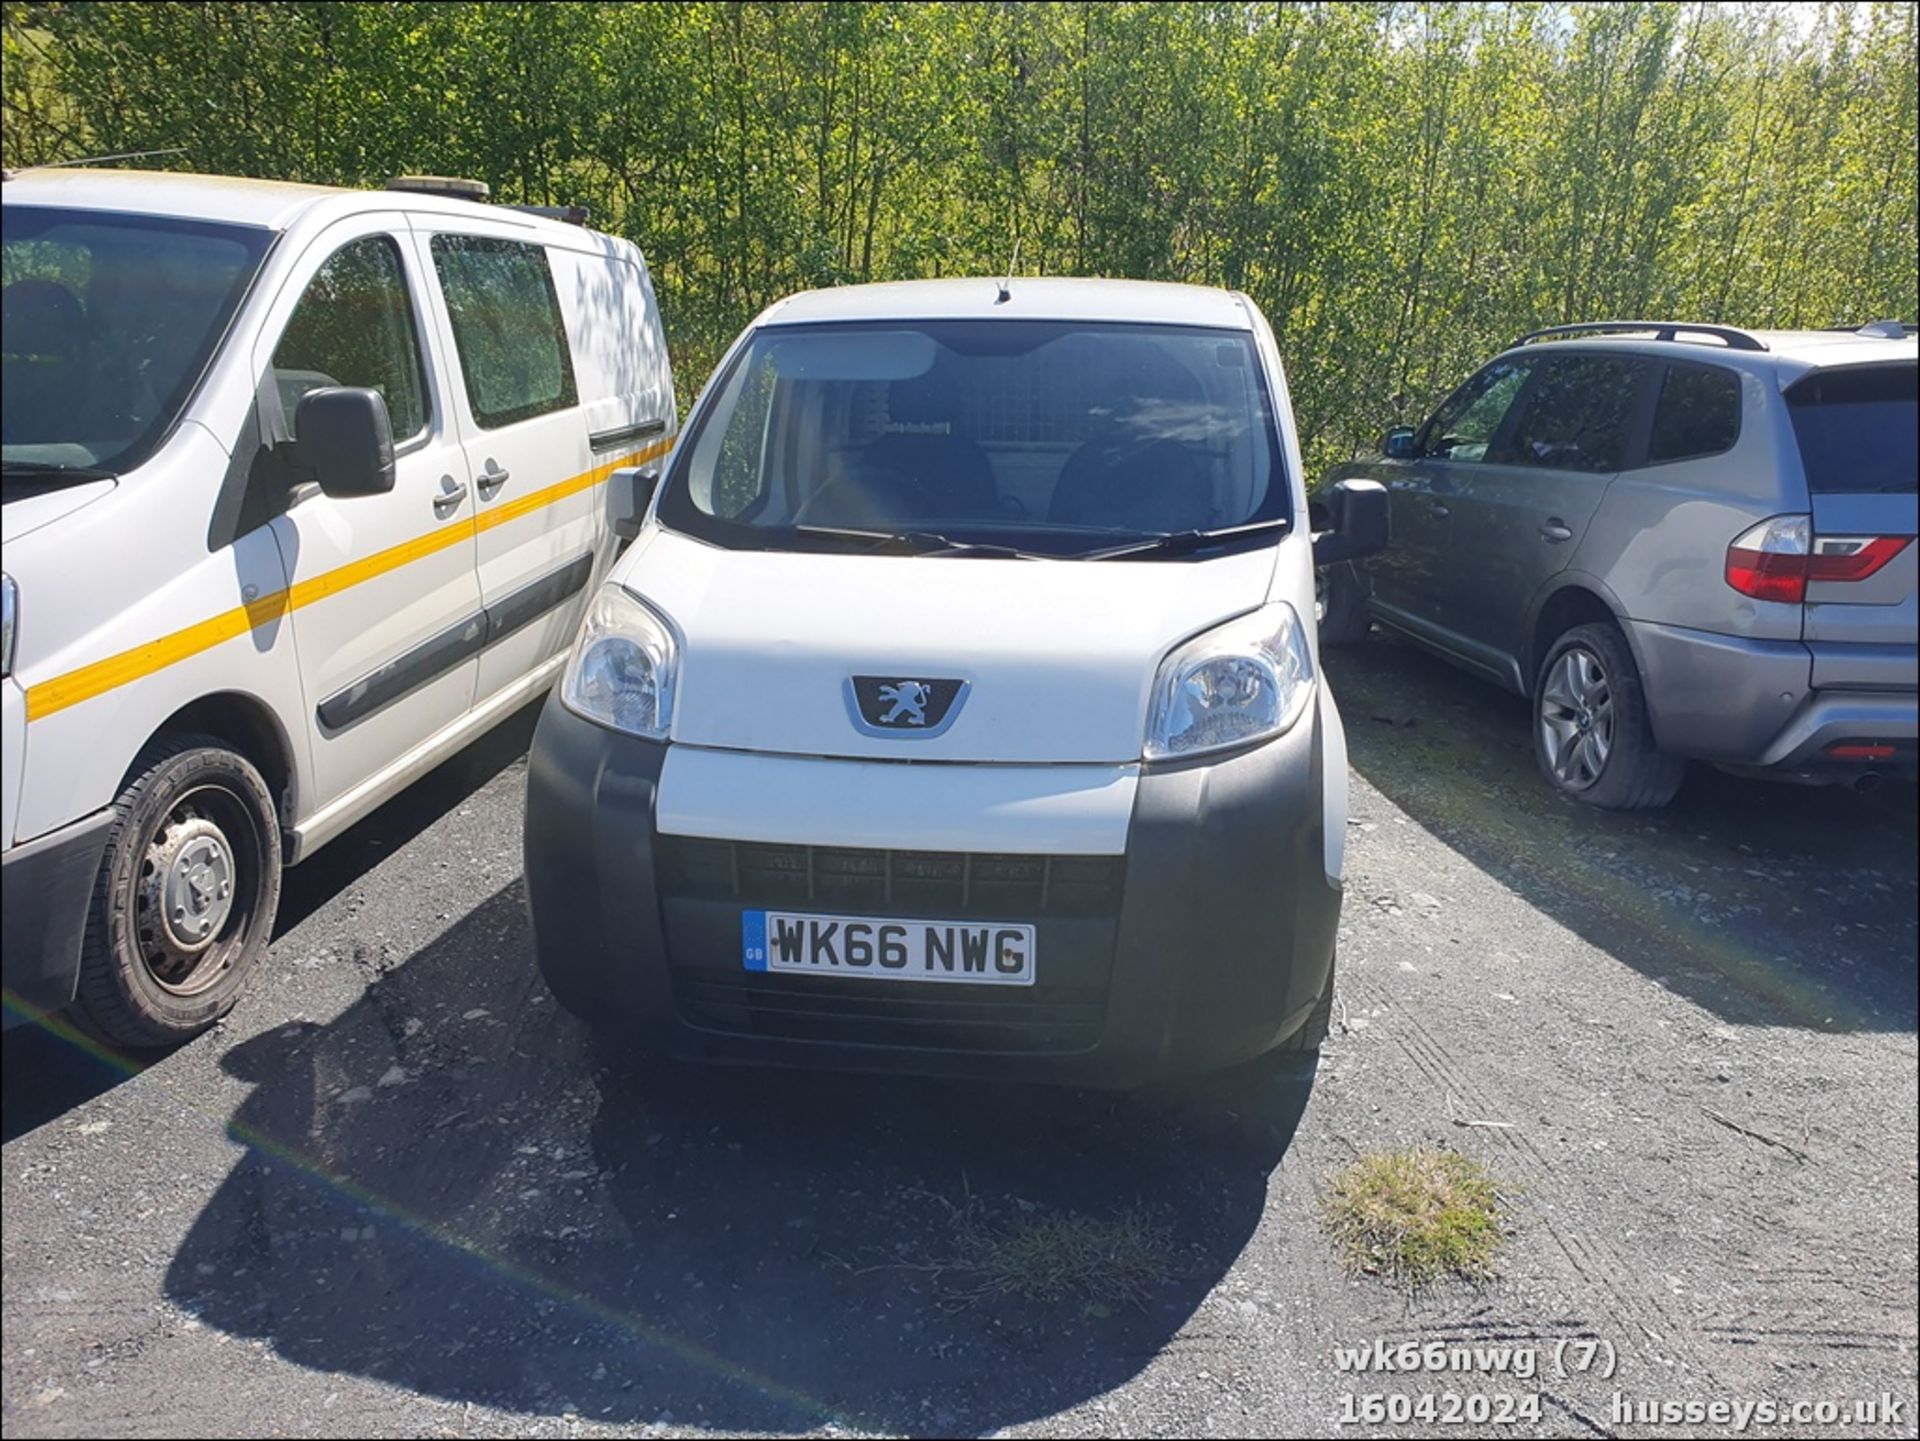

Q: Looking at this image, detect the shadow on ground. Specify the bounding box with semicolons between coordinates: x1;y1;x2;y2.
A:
0;704;543;1144
163;881;1314;1434
1327;628;1919;1034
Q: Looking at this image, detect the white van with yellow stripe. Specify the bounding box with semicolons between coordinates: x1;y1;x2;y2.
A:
1;169;674;1045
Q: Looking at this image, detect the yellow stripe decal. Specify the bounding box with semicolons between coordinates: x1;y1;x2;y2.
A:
25;435;673;722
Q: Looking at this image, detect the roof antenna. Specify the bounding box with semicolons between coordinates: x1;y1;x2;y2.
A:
995;237;1022;305
2;146;187;182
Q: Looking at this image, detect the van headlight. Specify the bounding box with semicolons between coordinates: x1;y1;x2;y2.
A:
559;584;679;739
1;574;15;678
1144;602;1314;760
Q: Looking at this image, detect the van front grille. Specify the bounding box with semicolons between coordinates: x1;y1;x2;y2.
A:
657;838;1123;918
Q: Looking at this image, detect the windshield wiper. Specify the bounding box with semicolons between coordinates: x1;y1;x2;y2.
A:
1077;517;1291;561
787;524;1044;559
1;459;118;497
2;459;117;483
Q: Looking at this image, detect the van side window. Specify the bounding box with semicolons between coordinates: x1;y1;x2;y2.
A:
1491;355;1647;473
1647;362;1741;464
273;235;427;442
429;236;578;429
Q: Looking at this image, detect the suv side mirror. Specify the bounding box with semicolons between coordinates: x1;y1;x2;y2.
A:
295;387;395;498
607;466;660;540
1313;478;1390;565
1382;426;1419;460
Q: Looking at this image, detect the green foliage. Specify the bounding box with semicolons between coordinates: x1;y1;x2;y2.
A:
6;2;1915;473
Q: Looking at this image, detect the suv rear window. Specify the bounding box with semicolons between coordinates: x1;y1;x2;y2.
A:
1787;365;1918;494
1648;362;1740;463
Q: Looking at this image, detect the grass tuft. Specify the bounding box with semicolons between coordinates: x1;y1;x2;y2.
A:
949;1204;1175;1307
1322;1147;1507;1289
846;1190;1181;1310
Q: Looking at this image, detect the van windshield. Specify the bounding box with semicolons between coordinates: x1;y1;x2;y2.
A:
2;205;273;484
656;319;1290;558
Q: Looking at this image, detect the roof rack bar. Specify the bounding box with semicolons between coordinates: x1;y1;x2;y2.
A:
1828;319;1916;339
1512;321;1767;353
508;203;591;226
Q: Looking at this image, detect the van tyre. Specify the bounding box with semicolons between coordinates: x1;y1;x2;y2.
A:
1315;562;1370;646
1281;952;1335;1053
1533;622;1684;811
75;736;281;1049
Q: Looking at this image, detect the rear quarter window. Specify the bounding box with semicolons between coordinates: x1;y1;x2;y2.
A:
1787;364;1918;494
1647;361;1740;464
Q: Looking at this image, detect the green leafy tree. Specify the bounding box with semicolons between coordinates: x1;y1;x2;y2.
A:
5;1;1914;469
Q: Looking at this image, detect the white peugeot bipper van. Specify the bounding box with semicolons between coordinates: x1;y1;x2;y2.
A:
1;169;674;1046
525;278;1387;1083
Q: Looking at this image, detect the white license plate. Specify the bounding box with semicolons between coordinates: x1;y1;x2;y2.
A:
742;910;1036;986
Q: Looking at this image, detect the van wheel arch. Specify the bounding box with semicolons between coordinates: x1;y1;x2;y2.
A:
144;693;298;837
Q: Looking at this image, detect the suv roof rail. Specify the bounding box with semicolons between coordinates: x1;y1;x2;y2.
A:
1832;319;1916;340
1512;321;1767;352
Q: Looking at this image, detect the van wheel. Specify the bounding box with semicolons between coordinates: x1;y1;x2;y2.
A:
75;736;281;1049
1533;623;1684;811
1315;562;1370;646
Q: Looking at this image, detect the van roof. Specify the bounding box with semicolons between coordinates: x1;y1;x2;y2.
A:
3;167;345;229
763;277;1256;329
0;167;606;244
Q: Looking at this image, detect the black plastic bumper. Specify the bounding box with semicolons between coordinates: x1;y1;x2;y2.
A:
2;809;113;1027
524;695;1341;1085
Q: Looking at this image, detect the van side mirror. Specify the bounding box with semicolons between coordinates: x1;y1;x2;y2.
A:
1313;478;1390;565
1382;426;1419;460
295;388;395;498
608;466;660;540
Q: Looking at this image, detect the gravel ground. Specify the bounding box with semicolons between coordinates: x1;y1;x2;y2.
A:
4;631;1916;1439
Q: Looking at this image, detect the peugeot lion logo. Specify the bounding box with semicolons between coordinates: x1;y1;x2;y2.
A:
877;681;932;726
848;675;968;737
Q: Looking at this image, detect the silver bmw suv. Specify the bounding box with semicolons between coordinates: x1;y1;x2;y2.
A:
1323;320;1918;809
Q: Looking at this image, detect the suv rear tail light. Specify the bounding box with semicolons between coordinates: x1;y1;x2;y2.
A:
1726;517;1912;602
1808;535;1912;582
1726;515;1811;602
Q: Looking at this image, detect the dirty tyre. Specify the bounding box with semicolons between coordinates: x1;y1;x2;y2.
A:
75;736;281;1049
1315;562;1370;647
1533;622;1684;811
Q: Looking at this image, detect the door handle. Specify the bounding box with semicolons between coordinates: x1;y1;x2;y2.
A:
1430;503;1451;519
432;475;469;515
476;462;511;498
1540;520;1573;543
